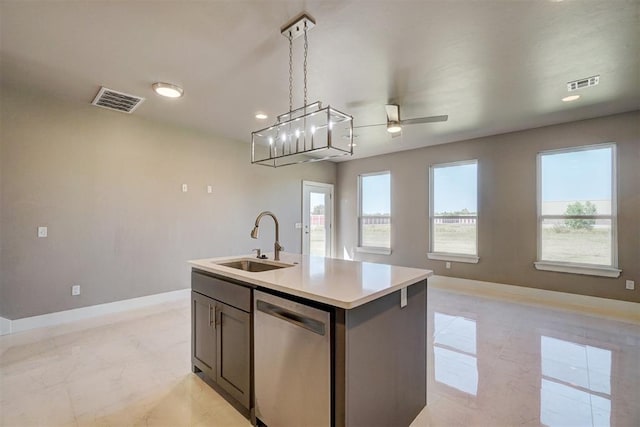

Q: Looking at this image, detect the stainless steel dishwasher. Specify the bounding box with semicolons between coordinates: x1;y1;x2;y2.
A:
254;290;331;426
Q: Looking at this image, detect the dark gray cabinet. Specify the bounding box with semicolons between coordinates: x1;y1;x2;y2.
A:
217;302;250;406
191;271;251;411
192;291;217;378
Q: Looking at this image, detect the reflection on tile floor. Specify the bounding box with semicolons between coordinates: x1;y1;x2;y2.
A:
1;287;638;426
413;287;640;427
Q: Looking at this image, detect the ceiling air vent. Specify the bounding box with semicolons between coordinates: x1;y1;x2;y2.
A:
567;75;600;92
91;86;144;113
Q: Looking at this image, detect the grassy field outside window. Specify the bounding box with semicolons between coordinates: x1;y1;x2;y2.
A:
541;224;612;265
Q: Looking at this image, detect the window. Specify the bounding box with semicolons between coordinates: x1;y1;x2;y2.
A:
428;160;479;263
357;171;391;254
535;143;620;277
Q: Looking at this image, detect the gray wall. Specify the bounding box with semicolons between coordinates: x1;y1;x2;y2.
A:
0;86;336;319
336;111;639;303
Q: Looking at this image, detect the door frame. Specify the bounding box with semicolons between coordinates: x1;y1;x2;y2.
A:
302;181;335;257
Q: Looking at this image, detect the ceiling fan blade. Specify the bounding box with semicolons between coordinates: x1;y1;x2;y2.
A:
400;115;448;125
353;123;386;129
385;104;400;122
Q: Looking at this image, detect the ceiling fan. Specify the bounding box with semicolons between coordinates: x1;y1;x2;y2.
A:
354;104;448;138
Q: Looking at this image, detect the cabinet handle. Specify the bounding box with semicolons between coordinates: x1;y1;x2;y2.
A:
209;304;213;327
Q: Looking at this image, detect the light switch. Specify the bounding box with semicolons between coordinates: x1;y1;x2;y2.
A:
207;185;213;194
38;226;48;238
71;285;81;296
182;184;188;192
445;261;451;269
295;223;302;229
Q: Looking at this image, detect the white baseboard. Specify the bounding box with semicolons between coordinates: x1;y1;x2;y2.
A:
429;275;639;324
1;288;190;336
0;316;11;335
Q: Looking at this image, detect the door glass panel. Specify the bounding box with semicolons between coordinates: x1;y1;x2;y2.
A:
302;182;333;257
309;191;327;257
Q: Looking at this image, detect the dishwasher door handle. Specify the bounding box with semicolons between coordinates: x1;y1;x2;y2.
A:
257;300;326;336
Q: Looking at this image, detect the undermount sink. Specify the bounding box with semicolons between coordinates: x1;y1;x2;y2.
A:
217;259;292;273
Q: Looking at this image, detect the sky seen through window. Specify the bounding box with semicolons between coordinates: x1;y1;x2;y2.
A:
433;163;477;214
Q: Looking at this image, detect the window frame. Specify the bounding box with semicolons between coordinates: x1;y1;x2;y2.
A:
428;159;479;264
356;170;392;255
534;143;621;278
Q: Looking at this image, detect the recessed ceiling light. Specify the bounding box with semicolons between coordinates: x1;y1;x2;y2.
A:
562;95;581;102
255;113;268;120
152;82;183;98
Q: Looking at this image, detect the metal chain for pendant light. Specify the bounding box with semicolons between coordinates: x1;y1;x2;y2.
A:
288;32;293;113
287;23;309;112
303;22;308;107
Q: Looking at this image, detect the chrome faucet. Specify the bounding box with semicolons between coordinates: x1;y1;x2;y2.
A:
251;211;284;261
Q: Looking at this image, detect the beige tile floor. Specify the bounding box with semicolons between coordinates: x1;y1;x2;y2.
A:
1;287;638;426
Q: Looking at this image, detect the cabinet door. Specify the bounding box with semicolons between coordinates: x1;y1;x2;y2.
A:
192;292;216;379
216;302;251;409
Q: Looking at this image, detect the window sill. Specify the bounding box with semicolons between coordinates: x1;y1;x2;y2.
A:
356;247;392;255
534;262;621;278
427;253;479;264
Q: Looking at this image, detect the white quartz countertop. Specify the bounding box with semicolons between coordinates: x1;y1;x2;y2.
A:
188;253;432;309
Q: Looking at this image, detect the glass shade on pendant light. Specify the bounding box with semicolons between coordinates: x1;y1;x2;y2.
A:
252;102;353;167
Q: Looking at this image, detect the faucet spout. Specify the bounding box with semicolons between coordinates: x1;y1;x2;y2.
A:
251;211;283;261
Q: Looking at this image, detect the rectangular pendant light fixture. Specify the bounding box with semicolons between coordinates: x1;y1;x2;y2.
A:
250;13;353;167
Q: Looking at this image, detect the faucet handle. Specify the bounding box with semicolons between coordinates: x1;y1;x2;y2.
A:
252;248;267;259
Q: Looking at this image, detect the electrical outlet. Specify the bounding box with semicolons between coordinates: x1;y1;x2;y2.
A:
295;222;302;229
207;185;212;194
182;184;188;192
626;280;635;290
71;285;80;296
445;262;451;269
38;226;48;238
400;287;407;308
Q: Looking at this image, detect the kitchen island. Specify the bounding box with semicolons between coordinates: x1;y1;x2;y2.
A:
189;253;432;427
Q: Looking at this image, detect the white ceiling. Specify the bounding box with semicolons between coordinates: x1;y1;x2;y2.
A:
1;0;638;160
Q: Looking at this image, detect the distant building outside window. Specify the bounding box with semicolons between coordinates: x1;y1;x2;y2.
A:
535;143;619;277
357;171;391;253
428;160;478;263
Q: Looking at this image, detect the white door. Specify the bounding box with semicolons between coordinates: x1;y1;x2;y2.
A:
302;181;334;257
